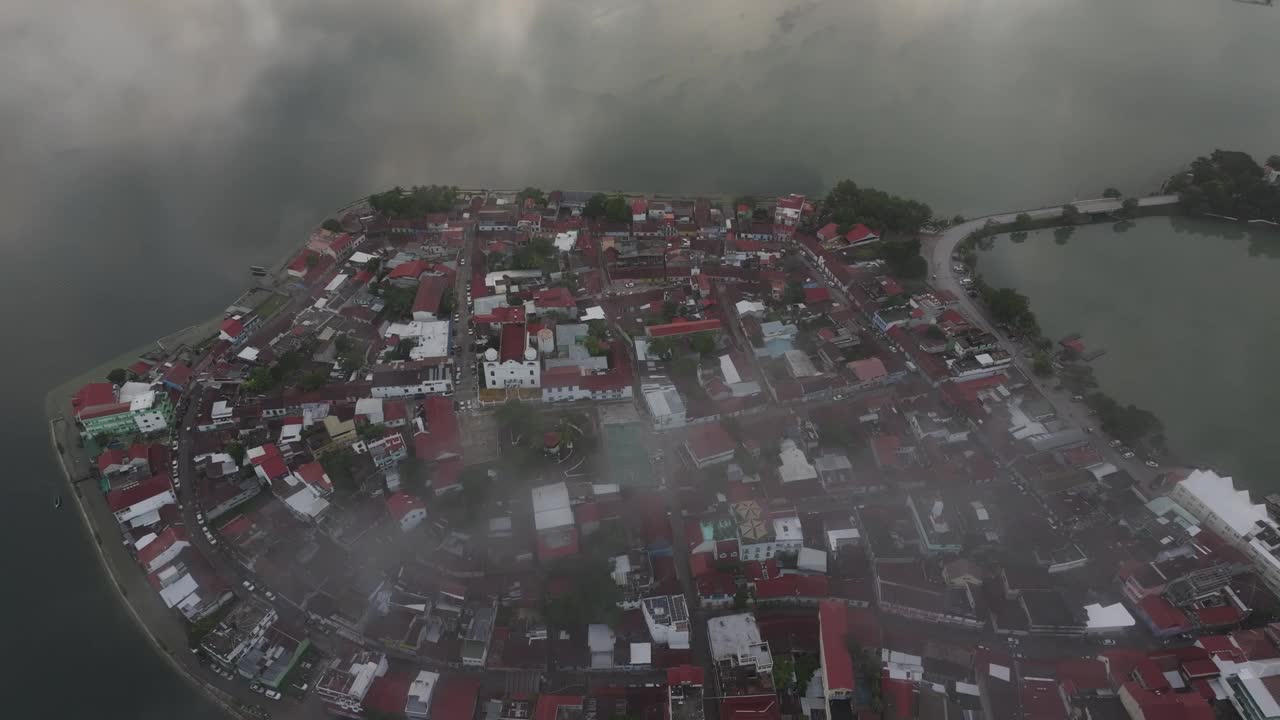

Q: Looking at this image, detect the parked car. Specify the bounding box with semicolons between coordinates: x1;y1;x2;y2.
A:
1108;439;1122;447
1145;460;1160;468
196;512;204;523
1071;394;1085;401
264;590;277;601
250;683;264;694
1102;639;1117;646
265;690;282;701
1122;451;1136;459
243;580;256;592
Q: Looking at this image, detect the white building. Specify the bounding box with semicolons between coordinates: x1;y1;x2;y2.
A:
317;651;388;718
482;345;540;389
1169;469;1280;596
404;670;439;719
707;613;773;673
641;595;691;649
383;320;451;361
777;439;817;485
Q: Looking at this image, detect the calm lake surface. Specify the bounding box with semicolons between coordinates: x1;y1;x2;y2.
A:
975;217;1280;493
5;0;1280;716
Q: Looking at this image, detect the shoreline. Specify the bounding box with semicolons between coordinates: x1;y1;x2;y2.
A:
44;313;251;720
47;187;1207;718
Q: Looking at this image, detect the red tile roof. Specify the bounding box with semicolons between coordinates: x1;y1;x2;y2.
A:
220;317;244;338
79;400;130;420
414;396;461;461
387;259;430;280
803;287;830;304
73;382;116;409
362;671;413;715
386;492;425;522
645;318;722;338
667;666;704;686
106;473;172;512
845;224;879;244
499;323;529;363
1196;604;1244;628
1132;658;1171;691
684;423;735;462
533;287;576;309
1181;658;1218;679
127;360;154;376
697;572;737;598
431;676;480;720
631;198;647;215
1139;595;1190;631
287;249;317;275
535;695;583;720
755;575;829;599
720;694;779;720
819;600;856;693
137;526;187;568
1019;679;1066;720
294;461;333;493
1056;658;1110;697
412;274;452;315
744;559;780;581
473;305;526;325
432;458;462;492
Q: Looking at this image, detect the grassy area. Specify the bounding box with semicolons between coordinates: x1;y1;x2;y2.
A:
253;292;288;320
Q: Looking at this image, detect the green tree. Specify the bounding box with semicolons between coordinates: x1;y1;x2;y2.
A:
689;332;717;356
225;440;246;466
1061;203;1080;223
1268;155;1280;170
881;238;927;279
516;187;546;206
647;336;673;359
106;368;128;385
386;339;412;361
782;280;806;305
951;214;966;225
93;432;114;448
984;287;1032;325
582;193;609;220
733;588;750;611
1053;225;1075;245
305;253;319;268
1032;353;1054;377
1013;212;1033;229
604;194;631;223
541;559;622;627
368;185;458;217
1102;187;1122;199
496;400;541;445
818;179;932;236
773;655;795;687
380;285;416;321
358;423;387;441
321;218;343;232
320;447;358;494
439;290;456;317
1121;197;1140;216
242;366;273;392
298;370;328;391
795;655;820;690
486;250;507;270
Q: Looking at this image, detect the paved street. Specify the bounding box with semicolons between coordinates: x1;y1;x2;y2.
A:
924;194;1180;481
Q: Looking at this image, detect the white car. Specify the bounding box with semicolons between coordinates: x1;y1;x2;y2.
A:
264;590;277;601
1145;460;1160;468
243;580;256;592
196;512;204;523
1108;439;1122;447
265;690;282;701
1122;451;1136;459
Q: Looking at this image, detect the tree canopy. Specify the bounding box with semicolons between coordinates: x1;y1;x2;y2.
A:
1102;188;1122;199
1167;150;1280;222
106;367;127;385
881;238;928;280
516;187;546;206
583;193;632;223
369;185;458;217
321;218;343;232
818;179;933;236
1086;392;1163;445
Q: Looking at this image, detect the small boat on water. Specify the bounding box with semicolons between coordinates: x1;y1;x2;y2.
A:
54;496;63;509
249;265;268;276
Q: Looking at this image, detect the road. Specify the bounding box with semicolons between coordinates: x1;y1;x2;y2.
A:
453;225;479;404
923;194;1180;479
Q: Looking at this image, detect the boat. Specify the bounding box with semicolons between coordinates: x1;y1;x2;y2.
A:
54;496;63;509
249;265;268;276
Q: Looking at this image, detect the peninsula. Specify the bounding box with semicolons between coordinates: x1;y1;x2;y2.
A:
51;178;1280;720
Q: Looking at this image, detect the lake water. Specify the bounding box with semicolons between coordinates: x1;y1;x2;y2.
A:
975;217;1280;493
5;0;1280;716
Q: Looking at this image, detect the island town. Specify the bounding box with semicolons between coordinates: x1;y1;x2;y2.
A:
53;169;1280;720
